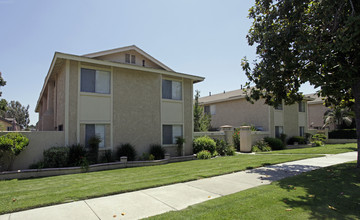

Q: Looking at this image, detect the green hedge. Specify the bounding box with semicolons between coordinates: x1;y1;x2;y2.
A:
264;137;285;150
329;129;357;139
287;136;307;145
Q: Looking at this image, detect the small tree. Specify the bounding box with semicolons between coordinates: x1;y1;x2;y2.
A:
0;133;29;171
323;106;355;129
87;135;101;164
194;90;211;132
175;136;186;156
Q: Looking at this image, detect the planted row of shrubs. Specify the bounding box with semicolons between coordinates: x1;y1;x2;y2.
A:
29;142;167;169
193;136;235;159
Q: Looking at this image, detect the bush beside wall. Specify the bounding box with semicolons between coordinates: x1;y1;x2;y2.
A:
329;129;357;139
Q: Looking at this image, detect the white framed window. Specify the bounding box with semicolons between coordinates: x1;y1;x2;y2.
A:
85;124;105;148
125;54;136;64
298;101;305;112
210;105;216;115
162;79;182;100
162;124;183;145
299;126;305;137
81;68;110;94
125;54;130;63
131;55;136;64
275;126;284;138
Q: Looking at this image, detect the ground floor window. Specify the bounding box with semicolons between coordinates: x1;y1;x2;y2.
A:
163;124;183;144
299;126;305;137
85;124;105;148
275;126;284;138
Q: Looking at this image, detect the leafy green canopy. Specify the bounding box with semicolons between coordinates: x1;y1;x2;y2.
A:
242;0;360;167
242;0;359;106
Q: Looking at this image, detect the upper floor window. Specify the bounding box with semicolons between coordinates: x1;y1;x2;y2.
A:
125;54;136;64
162;79;182;100
81;68;110;94
298;101;306;112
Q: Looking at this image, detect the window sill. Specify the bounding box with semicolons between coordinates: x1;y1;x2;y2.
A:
80;92;111;98
162;99;183;103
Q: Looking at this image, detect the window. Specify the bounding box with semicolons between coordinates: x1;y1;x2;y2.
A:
298;101;305;112
162;79;182;100
85;124;105;148
7;127;12;131
81;68;110;94
163;125;183;144
125;54;136;64
204;106;210;115
299;126;305;137
58;124;63;131
275;126;284;138
275;103;283;110
210;105;216;115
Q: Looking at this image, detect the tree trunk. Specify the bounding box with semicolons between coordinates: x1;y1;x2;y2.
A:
352;79;360;168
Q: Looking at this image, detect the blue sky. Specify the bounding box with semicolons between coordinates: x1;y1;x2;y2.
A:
0;0;316;125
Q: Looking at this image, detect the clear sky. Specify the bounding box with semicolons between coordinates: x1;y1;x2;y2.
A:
0;0;316;125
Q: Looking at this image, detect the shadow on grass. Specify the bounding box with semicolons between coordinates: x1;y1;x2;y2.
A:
249;163;360;219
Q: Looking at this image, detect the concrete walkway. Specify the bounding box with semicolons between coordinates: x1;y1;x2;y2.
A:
0;152;356;220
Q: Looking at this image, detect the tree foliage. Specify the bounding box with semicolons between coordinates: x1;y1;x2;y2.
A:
3;100;30;129
242;0;360;167
0;133;29;171
193;90;211;132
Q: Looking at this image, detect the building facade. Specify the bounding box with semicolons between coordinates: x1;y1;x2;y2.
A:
36;45;204;156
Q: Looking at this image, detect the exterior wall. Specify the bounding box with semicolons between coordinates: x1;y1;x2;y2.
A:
206;99;269;131
68;60;79;144
183;79;193;155
55;64;66;130
112;67;161;156
0;120;12;131
7;131;65;170
283;103;300;137
96;50;164;70
308;102;334;130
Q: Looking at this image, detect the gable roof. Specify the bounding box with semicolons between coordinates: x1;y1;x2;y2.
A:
82;45;174;72
306;93;324;104
35;48;204;112
199;89;314;105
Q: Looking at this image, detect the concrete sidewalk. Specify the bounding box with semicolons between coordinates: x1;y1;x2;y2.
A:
0;152;356;220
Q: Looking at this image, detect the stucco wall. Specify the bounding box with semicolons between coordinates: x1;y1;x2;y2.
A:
68;60;79;145
56;64;66;130
207;99;269;131
3;131;65;170
183;78;193;155
308;103;333;130
112;67;161;156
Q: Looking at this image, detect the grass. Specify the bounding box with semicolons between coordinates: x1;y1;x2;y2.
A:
258;143;357;155
0;154;320;215
149;162;360;220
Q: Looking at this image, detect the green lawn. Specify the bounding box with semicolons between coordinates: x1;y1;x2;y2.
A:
0;154;319;215
257;143;357;155
150;162;360;220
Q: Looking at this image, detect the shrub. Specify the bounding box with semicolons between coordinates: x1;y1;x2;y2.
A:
215;139;235;156
43;147;69;168
233;128;240;151
29;161;44;169
312;134;326;142
116;143;136;161
287;136;306;145
0;133;29;171
149;144;166;160
87;135;101;164
264;137;285;150
100;150;114;163
193;136;216;154
175;137;186;156
312;140;323;146
329;129;357;139
280;133;287;144
196;150;212;159
68;144;87;166
252;140;271;152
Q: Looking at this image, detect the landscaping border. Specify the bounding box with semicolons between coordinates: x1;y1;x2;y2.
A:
0;155;196;180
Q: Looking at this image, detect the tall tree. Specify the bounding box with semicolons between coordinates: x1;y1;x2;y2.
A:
4;101;30;129
0;72;7;114
241;0;360;167
194;90;211;132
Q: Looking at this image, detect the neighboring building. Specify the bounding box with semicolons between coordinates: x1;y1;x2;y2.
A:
199;89;313;139
307;93;335;130
0;118;20;131
35;45;204;156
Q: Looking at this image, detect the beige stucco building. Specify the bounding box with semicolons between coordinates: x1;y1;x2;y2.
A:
199;89;313;139
307;93;335;130
36;45;204;156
